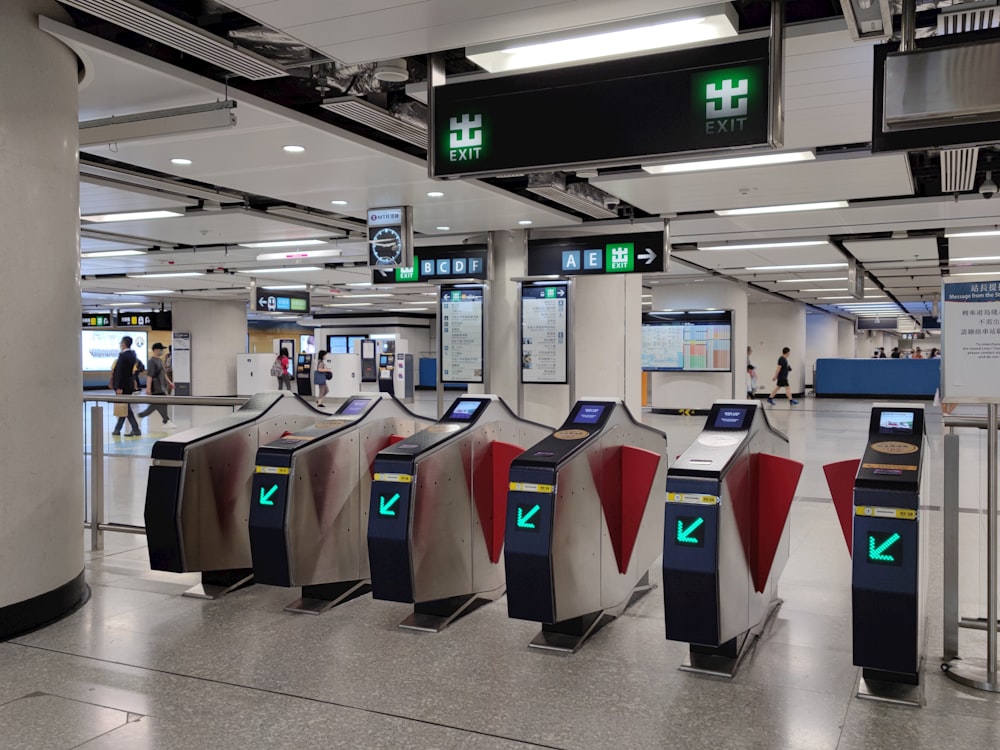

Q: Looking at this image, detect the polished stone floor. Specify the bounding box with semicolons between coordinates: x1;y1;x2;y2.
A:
3;394;999;748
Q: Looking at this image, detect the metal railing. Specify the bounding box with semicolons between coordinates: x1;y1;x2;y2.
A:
83;394;246;551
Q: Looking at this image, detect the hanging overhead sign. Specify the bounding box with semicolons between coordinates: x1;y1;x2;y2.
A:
367;206;414;269
527;231;665;276
372;244;488;284
430;38;771;178
254;289;310;314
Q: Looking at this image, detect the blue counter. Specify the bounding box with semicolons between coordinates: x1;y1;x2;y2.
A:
815;358;940;398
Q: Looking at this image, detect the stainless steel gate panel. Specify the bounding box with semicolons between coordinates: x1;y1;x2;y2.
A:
552;454;604;622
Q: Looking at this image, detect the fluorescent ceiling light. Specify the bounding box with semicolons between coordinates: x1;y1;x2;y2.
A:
944;229;1000;238
238;266;323;274
283;145;305;153
427;191;444;198
82;209;184;222
645;151;814;175
518;220;533;226
467;6;737;72
330;200;348;206
437;226;451;231
819;296;853;300
716;201;849;217
260;284;308;290
949;271;1000;277
324;302;372;307
171;158;192;165
339;293;391;298
698;240;827;251
238;239;327;249
126;271;203;279
952;256;1000;263
81;249;147;258
776;277;844;283
255;249;342;261
746;263;847;271
122;289;173;295
387;307;430;312
346;282;372;287
801;288;848;292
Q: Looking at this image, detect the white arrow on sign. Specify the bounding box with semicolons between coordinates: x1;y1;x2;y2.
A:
257;296;268;306
637;248;657;265
557;288;566;297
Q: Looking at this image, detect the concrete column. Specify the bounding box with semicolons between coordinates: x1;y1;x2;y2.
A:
749;299;808;396
170;299;248;396
486;230;526;408
838;319;855;357
0;0;86;636
806;313;839;386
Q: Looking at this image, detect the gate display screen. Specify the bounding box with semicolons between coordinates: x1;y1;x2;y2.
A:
572;404;607;425
712;406;751;430
340;399;371;416
448;399;483;421
879;411;915;435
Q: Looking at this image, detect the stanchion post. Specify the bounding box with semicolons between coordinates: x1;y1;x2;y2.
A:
90;403;104;552
988;403;998;683
943;429;960;660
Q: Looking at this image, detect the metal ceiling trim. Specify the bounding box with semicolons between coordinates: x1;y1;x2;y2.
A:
57;0;287;80
940;146;980;193
938;2;1000;34
320;96;427;149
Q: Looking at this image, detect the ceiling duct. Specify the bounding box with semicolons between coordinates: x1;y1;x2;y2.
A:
940;146;980;192
938;1;1000;34
526;172;619;219
57;0;288;80
320;96;427;148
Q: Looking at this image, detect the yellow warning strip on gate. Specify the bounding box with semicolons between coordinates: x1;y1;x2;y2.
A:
509;482;554;494
667;492;719;505
374;472;413;483
855;505;917;520
255;466;290;475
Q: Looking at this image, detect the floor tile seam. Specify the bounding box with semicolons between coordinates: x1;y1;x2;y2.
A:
68;718;135;750
8;642;568;750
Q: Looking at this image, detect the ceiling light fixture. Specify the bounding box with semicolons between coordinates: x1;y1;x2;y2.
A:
324;302;372;307
818;295;853;300
427;191;445;198
260;284;308;290
716;201;849;216
255;249;342;262
949;271;1000;277
436;226;451;231
644;150;814;175
126;272;203;279
82;209;185;223
952;255;1000;263
330;200;348;206
945;229;1000;238
776;277;845;283
171;158;192;165
122;289;173;295
283;145;305;153
237;266;323;274
465;4;737;73
801;288;848;292
81;249;148;258
339;293;391;298
238;239;327;249
698;240;827;251
518;220;533;226
746;263;848;271
346;282;372;287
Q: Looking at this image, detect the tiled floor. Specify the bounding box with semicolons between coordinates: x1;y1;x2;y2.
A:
3;394;999;748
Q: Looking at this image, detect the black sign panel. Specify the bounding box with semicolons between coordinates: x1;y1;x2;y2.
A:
527;231;665;276
372;244;488;284
82;314;111;327
431;38;770;178
254;289;310;314
117;312;154;327
367;206;414;269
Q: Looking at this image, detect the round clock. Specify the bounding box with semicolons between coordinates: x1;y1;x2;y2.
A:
370;227;403;265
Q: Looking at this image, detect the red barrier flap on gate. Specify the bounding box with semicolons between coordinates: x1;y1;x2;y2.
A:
753;453;803;593
473;441;524;564
822;458;860;556
595;446;661;575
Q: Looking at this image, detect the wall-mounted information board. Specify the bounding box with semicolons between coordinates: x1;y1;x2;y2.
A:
440;286;484;384
641;310;732;372
521;283;568;384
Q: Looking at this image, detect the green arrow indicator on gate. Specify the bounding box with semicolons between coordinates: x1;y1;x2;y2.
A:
517;504;541;529
676;517;704;544
869;532;901;562
379;492;401;516
259;484;278;506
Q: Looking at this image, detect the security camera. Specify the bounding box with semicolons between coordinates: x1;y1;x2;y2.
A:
603;196;620;210
981;171;997;199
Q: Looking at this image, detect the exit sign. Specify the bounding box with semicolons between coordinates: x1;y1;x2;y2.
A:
867;531;902;566
675;515;705;547
527;231;665;276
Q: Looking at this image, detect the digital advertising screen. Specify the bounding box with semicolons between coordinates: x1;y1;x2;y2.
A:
641;311;733;372
340;399;371;416
81;329;148;372
520;284;568;384
712;407;750;430
440;286;484;383
449;399;482;421
572;404;607;425
879;411;915;435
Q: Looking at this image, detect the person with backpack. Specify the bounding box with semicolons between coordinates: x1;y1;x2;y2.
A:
111;336;144;436
137;343;176;429
272;347;292;390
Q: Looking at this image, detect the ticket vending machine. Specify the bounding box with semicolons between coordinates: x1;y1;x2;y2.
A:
295;353;313;397
144;392;328;599
504;399;667;652
662;401;802;676
248;394;431;613
367;395;549;631
849;404;927;701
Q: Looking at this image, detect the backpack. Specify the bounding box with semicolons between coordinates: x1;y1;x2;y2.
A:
270;357;283;377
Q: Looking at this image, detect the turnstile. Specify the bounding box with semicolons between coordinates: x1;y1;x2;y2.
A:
850;404;927;701
505;399;666;652
248;394;431;613
144;392;328;599
367;395;549;631
663;400;802;676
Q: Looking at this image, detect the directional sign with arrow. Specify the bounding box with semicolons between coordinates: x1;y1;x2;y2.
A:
867;531;902;565
516;503;541;531
637;248;657;266
675;515;705;547
379;492;401;517
527;231;666;276
259;484;279;506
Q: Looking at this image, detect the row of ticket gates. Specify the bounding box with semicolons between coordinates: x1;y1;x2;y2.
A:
144;390;927;693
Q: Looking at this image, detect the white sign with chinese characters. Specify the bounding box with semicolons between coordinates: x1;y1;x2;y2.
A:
440;287;484;384
942;276;1000;402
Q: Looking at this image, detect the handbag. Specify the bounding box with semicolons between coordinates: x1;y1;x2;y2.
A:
324;371;332;381
113;403;128;417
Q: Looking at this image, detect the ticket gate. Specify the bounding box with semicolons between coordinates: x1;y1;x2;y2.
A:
144;392;328;599
663;400;802;676
824;404;927;703
248;394;431;613
505;399;667;653
367;395;549;632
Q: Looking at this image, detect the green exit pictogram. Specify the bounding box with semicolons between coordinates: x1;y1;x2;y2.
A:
867;531;902;565
516;504;541;531
675;516;705;547
543;286;557;298
379;493;401;517
605;243;634;273
259;484;279;506
396;259;418;282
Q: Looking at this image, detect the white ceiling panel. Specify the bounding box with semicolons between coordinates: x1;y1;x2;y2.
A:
948;236;1000;260
594;153;912;216
845;237;939;263
674;243;845;272
80;236;149;252
80;182;198;215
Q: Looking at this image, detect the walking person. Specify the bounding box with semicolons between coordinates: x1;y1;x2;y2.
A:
767;346;798;406
111;336;144;436
313;349;330;408
137;343;176;429
273;347;292;390
746;345;758;399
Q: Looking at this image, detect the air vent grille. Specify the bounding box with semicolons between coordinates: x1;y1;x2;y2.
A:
320;97;427;149
938;4;1000;34
58;0;287;80
526;186;617;219
940;146;979;193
